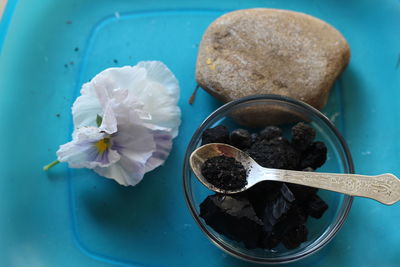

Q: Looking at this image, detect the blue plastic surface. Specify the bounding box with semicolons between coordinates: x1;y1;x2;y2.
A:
0;0;399;266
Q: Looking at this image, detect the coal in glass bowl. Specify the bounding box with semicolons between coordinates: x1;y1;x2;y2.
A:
182;95;354;264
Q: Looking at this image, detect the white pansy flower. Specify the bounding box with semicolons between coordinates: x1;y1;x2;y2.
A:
46;61;181;186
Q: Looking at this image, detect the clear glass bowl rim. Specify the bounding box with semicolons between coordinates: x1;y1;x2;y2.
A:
182;94;354;264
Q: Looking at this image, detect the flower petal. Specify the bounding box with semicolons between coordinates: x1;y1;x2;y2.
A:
57;127;120;168
90;146;120;167
112;122;156;163
101;66;147;91
137;61;180;99
96;118;156;186
109;87;151;122
132;62;181;138
133;81;181;138
72;92;101;129
90;66;147;100
99;102;117;134
94;156;146;186
144;129;173;172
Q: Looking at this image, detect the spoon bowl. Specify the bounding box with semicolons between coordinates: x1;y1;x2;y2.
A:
189;143;254;194
190;143;400;205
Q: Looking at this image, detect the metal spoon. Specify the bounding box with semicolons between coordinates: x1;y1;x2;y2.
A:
189;143;400;205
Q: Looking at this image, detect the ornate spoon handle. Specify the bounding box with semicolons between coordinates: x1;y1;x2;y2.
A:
271;169;400;205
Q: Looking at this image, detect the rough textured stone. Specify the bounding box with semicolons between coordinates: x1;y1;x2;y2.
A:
196;8;350;111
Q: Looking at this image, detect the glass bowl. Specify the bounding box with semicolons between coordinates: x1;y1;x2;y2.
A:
182;94;354;264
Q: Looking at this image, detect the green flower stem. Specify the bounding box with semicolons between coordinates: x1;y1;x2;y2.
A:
43;160;60;171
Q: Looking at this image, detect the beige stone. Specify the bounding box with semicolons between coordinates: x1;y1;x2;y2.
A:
196;8;350;112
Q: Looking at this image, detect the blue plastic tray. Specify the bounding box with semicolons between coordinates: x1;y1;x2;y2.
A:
1;0;399;266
